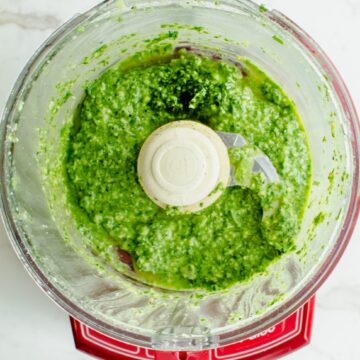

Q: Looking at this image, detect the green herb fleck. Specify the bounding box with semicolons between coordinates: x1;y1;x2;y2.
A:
313;212;326;226
272;35;284;45
259;4;268;13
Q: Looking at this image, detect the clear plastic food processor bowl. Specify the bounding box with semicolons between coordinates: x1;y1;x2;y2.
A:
1;0;359;352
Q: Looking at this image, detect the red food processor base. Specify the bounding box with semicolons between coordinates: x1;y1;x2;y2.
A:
70;296;314;360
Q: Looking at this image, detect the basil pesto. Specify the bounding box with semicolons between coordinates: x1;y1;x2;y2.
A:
64;50;311;291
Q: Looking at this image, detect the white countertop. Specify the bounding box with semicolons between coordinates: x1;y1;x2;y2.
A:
1;1;360;359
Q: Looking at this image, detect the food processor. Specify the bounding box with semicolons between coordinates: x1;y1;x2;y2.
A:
1;0;359;359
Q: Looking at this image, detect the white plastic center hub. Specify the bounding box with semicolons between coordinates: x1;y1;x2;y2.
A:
138;121;230;212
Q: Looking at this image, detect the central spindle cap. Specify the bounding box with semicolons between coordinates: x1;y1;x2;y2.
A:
137;121;230;212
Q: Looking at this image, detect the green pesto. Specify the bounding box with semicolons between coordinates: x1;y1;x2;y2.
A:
64;50;311;291
82;44;109;65
313;212;326;226
272;35;284;45
259;4;268;13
